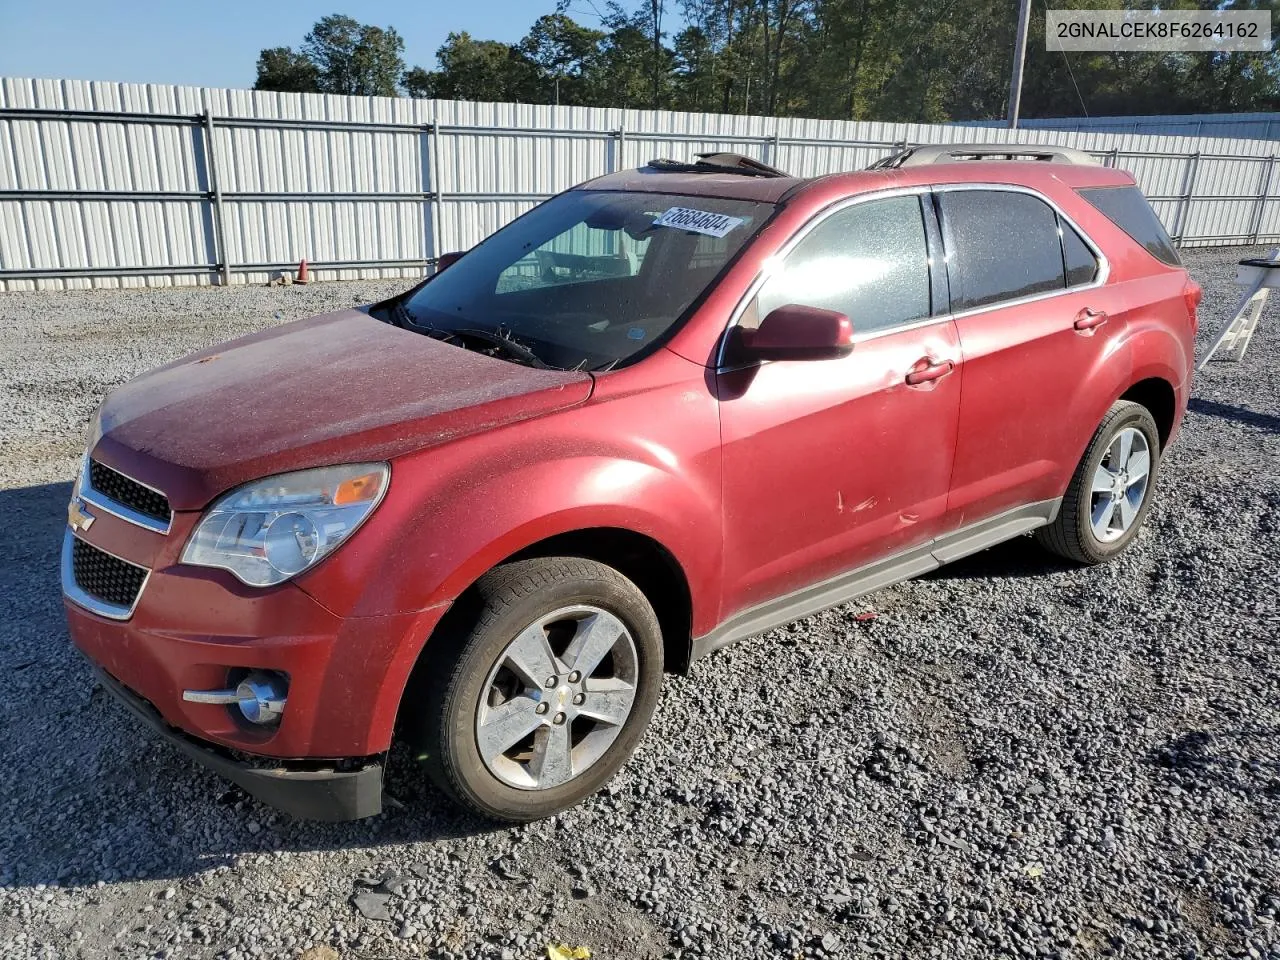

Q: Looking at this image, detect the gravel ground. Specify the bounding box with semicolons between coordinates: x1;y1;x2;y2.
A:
1;251;1277;960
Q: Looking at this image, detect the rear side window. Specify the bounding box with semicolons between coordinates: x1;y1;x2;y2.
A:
1077;186;1180;266
756;194;931;334
938;190;1065;311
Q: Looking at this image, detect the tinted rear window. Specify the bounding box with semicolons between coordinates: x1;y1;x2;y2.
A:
1077;186;1180;266
938;190;1066;311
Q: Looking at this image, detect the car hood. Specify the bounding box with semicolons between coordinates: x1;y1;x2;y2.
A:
90;309;593;510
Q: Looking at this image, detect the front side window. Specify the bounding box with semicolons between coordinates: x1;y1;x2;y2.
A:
939;190;1066;311
754;194;932;335
402;190;773;370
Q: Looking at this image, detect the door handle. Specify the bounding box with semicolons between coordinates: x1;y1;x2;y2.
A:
905;358;956;386
1073;308;1108;331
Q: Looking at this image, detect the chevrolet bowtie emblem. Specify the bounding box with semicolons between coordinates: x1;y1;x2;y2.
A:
68;498;95;533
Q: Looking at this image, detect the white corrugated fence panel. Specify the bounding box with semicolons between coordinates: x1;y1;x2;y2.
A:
6;77;1280;289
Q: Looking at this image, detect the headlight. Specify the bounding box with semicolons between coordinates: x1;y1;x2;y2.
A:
182;463;389;587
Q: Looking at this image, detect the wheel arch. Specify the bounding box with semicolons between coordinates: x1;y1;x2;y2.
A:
1118;375;1177;451
502;527;695;674
392;524;696;752
400;523;696;732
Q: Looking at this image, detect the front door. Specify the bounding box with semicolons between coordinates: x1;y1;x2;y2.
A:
717;193;963;620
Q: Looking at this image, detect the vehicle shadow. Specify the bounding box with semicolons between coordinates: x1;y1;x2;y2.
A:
1187;396;1280;433
0;481;502;890
922;534;1073;581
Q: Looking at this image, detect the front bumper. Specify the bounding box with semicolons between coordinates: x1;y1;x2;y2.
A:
61;461;450;818
93;664;383;821
63;523;449;758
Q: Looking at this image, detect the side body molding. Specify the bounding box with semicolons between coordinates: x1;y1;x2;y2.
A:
691;498;1061;661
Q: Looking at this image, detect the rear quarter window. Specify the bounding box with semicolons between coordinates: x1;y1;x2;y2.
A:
1077;185;1181;267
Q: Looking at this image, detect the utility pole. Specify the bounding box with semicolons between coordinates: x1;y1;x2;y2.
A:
1007;0;1033;128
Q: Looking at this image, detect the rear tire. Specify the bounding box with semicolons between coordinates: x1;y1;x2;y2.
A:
1036;400;1161;565
412;557;663;822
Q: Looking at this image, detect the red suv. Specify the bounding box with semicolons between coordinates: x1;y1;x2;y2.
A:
64;144;1200;822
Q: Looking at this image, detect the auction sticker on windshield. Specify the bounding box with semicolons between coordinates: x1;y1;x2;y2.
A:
653;207;746;238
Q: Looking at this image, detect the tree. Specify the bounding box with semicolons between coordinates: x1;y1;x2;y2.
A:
254;14;405;97
254;47;321;93
519;13;607;104
594;3;676;107
301;14;405;96
401;66;436;99
255;3;1280;120
425;32;540;103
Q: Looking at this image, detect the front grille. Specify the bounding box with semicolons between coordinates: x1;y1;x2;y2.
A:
71;538;148;610
89;459;171;525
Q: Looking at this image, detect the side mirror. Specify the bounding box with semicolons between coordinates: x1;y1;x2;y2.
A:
436;250;466;271
736;304;854;362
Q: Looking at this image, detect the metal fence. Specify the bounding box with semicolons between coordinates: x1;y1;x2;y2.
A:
5;77;1280;290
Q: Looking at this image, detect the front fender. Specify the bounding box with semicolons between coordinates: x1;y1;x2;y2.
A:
296;360;724;628
403;454;721;618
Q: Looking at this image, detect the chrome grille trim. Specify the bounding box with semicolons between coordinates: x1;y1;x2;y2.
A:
60;529;151;621
80;457;172;535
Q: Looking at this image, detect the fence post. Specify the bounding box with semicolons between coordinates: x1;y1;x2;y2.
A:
769;131;781;168
1248;156;1276;245
1107;147;1119;168
428;114;444;267
422;121;440;267
1172;152;1201;247
201;110;230;285
614;126;626;172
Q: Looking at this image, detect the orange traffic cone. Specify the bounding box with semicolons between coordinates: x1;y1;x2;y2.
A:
297;258;310;284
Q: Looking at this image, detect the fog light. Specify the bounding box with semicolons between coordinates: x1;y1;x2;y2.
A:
236;671;289;725
183;671;289;726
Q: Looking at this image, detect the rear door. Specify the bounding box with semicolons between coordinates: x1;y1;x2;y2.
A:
716;192;963;617
937;186;1113;527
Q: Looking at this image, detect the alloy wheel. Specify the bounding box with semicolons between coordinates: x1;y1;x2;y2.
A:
475;605;639;790
1089;426;1152;543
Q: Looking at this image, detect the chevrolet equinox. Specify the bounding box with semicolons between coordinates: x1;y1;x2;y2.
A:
64;144;1200;822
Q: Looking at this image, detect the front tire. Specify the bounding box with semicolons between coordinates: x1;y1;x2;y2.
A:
413;557;663;822
1036;400;1161;565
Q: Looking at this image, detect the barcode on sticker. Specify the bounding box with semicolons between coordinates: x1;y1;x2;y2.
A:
653;207;745;238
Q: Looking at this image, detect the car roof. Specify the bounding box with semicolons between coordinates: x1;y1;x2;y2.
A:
579;158;1135;206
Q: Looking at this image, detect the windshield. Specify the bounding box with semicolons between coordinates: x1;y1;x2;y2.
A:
400;190;775;370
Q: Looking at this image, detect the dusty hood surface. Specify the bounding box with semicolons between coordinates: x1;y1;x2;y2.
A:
91;309;593;510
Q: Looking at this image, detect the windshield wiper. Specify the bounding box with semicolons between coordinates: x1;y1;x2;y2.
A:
452;327;556;369
390;299;415;328
395;305;563;370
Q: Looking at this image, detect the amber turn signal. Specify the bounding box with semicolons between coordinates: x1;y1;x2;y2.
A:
334;471;385;505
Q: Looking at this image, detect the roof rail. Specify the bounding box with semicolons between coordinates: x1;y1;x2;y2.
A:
869;143;1101;169
646;152;790;178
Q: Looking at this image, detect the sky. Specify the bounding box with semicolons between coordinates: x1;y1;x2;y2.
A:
0;0;629;90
